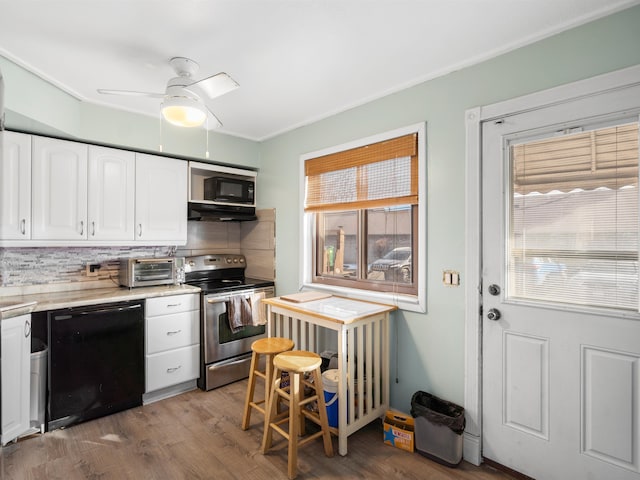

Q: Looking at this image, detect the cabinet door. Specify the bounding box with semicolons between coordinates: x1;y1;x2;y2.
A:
145;345;199;393
88;146;135;240
32;137;88;240
135;153;187;243
1;314;31;445
0;132;31;239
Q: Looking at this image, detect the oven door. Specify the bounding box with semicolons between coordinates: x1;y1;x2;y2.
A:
203;286;274;364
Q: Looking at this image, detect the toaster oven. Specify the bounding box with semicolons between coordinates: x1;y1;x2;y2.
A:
119;258;179;288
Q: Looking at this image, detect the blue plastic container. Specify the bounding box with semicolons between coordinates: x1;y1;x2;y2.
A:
322;369;340;428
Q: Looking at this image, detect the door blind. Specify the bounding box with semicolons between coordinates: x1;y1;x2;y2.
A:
508;121;640;310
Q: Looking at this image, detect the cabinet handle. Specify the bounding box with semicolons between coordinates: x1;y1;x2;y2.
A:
138;224;142;237
167;366;182;373
166;329;182;336
91;221;96;236
166;303;181;308
25;320;31;337
20;218;26;235
80;220;84;236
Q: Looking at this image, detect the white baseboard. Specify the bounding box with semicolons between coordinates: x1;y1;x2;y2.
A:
463;431;482;466
142;379;197;405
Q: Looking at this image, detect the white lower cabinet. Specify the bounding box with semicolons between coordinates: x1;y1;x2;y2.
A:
144;294;199;403
146;345;199;392
1;314;31;445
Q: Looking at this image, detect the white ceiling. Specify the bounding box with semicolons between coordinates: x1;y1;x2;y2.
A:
0;0;638;141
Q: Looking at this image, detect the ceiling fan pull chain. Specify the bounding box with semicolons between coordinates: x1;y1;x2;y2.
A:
158;105;163;152
206;117;210;159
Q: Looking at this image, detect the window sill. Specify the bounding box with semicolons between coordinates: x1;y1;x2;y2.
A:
301;282;425;313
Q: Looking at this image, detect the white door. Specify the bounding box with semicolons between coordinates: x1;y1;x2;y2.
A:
32;136;88;240
0;131;31;239
482;84;640;479
88;145;135;240
135;153;187;243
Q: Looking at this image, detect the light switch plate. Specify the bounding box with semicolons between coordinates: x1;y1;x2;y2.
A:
443;270;460;286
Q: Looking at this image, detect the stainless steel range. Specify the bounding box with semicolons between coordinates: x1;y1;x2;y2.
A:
184;254;275;391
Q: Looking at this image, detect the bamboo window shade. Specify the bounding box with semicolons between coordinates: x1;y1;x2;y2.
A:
304;133;418;212
512;123;639;195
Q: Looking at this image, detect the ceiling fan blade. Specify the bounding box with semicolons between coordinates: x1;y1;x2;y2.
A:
203;104;223;128
189;72;239;100
97;89;164;98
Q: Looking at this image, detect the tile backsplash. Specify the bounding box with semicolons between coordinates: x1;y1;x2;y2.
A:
0;209;276;297
0;246;175;291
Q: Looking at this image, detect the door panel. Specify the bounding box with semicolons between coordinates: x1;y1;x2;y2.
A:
503;331;549;439
481;83;640;480
582;346;639;472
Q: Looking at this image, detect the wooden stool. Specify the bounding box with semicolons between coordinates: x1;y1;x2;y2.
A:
242;337;295;430
261;350;334;479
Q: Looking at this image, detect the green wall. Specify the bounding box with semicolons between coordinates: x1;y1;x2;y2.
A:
0;55;261;169
2;5;640;411
258;5;640;410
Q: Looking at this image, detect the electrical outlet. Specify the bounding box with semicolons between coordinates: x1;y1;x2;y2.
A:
86;263;100;277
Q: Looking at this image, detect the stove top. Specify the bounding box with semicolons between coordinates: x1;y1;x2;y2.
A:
183;253;274;294
187;277;275;295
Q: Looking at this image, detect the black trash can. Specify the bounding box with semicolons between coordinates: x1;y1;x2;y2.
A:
411;391;465;467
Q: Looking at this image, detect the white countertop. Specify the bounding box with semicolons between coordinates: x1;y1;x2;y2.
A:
263;294;396;323
0;284;201;319
0;300;38;320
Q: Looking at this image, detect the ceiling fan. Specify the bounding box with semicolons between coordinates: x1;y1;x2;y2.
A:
97;57;238;128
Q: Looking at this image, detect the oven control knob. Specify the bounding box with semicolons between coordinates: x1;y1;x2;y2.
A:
239;257;245;263
226;257;232;264
233;258;238;263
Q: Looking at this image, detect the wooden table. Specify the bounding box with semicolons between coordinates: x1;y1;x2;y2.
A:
262;295;396;456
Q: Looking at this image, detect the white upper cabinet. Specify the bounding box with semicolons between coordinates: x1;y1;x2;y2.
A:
88;146;135;241
32;136;88;240
0;131;31;239
135;153;187;244
1;134;188;245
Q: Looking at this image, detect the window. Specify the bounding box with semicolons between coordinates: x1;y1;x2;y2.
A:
508;120;639;310
301;124;426;310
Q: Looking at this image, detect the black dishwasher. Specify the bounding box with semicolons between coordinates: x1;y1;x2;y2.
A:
48;300;144;431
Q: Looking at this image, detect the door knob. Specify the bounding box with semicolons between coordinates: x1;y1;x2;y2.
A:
487;308;501;321
488;284;500;296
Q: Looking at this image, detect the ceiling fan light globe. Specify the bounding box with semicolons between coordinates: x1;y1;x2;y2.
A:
161;96;206;127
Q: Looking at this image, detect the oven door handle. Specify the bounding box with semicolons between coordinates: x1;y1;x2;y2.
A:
207;298;228;304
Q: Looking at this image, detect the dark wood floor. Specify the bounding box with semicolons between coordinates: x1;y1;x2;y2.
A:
1;380;516;480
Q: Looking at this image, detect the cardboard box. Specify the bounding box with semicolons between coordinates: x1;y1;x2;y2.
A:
383;410;415;452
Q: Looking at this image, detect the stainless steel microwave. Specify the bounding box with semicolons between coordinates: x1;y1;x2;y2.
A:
119;258;179;288
203;176;255;205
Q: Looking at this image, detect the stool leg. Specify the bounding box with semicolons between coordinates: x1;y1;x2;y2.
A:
261;366;280;453
288;372;301;480
241;351;259;430
264;353;273;414
312;367;334;457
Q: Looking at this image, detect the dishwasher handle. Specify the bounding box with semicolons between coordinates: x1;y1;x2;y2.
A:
51;302;143;320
